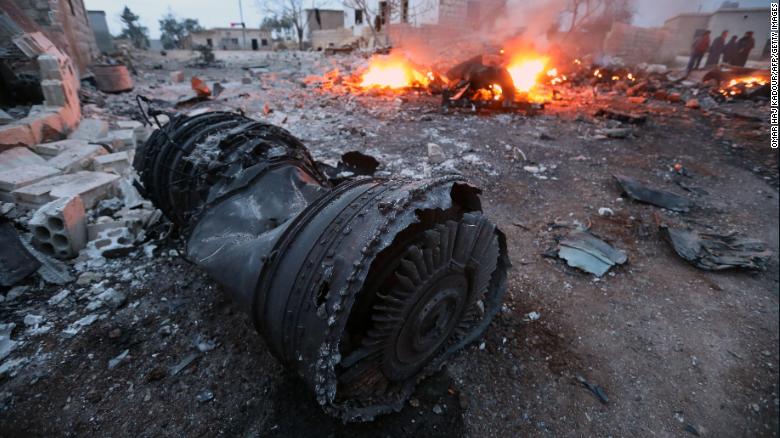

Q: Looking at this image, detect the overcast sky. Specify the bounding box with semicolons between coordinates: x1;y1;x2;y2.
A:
83;0;768;39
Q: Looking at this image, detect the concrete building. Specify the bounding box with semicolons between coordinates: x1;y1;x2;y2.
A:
342;0;504;38
664;6;770;58
86;10;112;54
10;0;99;76
304;8;344;40
185;27;272;51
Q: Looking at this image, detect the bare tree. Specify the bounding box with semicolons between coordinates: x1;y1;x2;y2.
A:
564;0;635;35
342;0;437;47
259;0;318;50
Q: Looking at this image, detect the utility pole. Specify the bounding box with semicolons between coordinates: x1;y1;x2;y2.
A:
239;0;247;49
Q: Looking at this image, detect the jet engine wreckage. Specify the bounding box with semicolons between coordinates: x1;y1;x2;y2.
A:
133;111;509;421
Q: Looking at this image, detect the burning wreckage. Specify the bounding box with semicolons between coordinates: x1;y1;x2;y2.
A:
302;48;771;114
132;110;509;421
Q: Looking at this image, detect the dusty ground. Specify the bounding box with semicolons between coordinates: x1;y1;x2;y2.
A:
1;50;778;437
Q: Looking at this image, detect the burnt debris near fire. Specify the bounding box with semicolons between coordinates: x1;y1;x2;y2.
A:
1;0;778;436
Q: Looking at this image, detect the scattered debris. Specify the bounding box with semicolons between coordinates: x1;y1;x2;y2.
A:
526;311;541;321
0;323;17;361
196;390;214;403
595;108;646;125
62;313;99;337
661;225;772;271
0;219;40;287
190;76;211;98
169;353;199;376
108;349;129;369
427;142;446;164
614;174;693;212
576;375;609;404
558;229;627;277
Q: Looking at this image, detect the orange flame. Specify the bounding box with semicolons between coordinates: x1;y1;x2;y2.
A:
506;56;549;92
359;55;429;89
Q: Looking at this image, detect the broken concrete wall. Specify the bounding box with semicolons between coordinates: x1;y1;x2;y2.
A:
310;28;356;50
0;31;81;148
603;23;676;65
11;0;98;76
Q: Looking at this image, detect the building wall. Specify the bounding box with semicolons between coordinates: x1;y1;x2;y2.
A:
13;0;98;76
707;8;769;59
305;9;344;40
663;13;710;55
86;10;112;54
187;28;272;50
343;0;440;38
310;27;355;50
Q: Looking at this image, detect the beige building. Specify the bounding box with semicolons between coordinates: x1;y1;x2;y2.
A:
185;28;272;50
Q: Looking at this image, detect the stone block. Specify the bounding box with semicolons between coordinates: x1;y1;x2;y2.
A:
41;79;66;107
427;143;446;164
69;118;109;142
25;109;65;143
47;143;106;172
108;129;136;151
0;124;36;149
115;120;143;130
12;171;121;208
29;195;87;259
170;70;184;83
89;227;135;258
57;103;80;131
0;164;61;192
92;151;131;175
31;139;89;157
0;147;47;172
87;217;126;241
37;54;62;80
12;32;54;57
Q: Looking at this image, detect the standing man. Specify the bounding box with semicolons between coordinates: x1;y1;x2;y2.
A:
735;31;756;67
705;30;728;66
687;30;711;74
722;35;739;64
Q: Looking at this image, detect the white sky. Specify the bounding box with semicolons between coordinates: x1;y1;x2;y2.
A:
83;0;769;39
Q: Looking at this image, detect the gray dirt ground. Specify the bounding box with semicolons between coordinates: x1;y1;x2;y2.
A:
1;50;778;437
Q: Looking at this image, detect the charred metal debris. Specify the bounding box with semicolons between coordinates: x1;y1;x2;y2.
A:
133;110;509;421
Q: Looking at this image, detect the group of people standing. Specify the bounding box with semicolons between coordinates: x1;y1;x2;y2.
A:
686;30;756;73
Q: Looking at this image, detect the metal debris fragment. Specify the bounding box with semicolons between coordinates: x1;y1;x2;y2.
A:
558;229;627;276
0;220;40;287
614;174;694;212
134;111;509;421
576;375;609;404
661;225;771;271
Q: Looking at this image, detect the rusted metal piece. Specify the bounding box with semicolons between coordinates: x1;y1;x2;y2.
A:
92;64;133;93
134;112;509;421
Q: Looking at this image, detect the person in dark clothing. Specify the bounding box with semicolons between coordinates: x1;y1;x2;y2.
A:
722;35;739;64
686;30;711;74
705;30;728;66
734;31;756;67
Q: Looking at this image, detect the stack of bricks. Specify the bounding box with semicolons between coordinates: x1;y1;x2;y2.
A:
13;0;99;75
